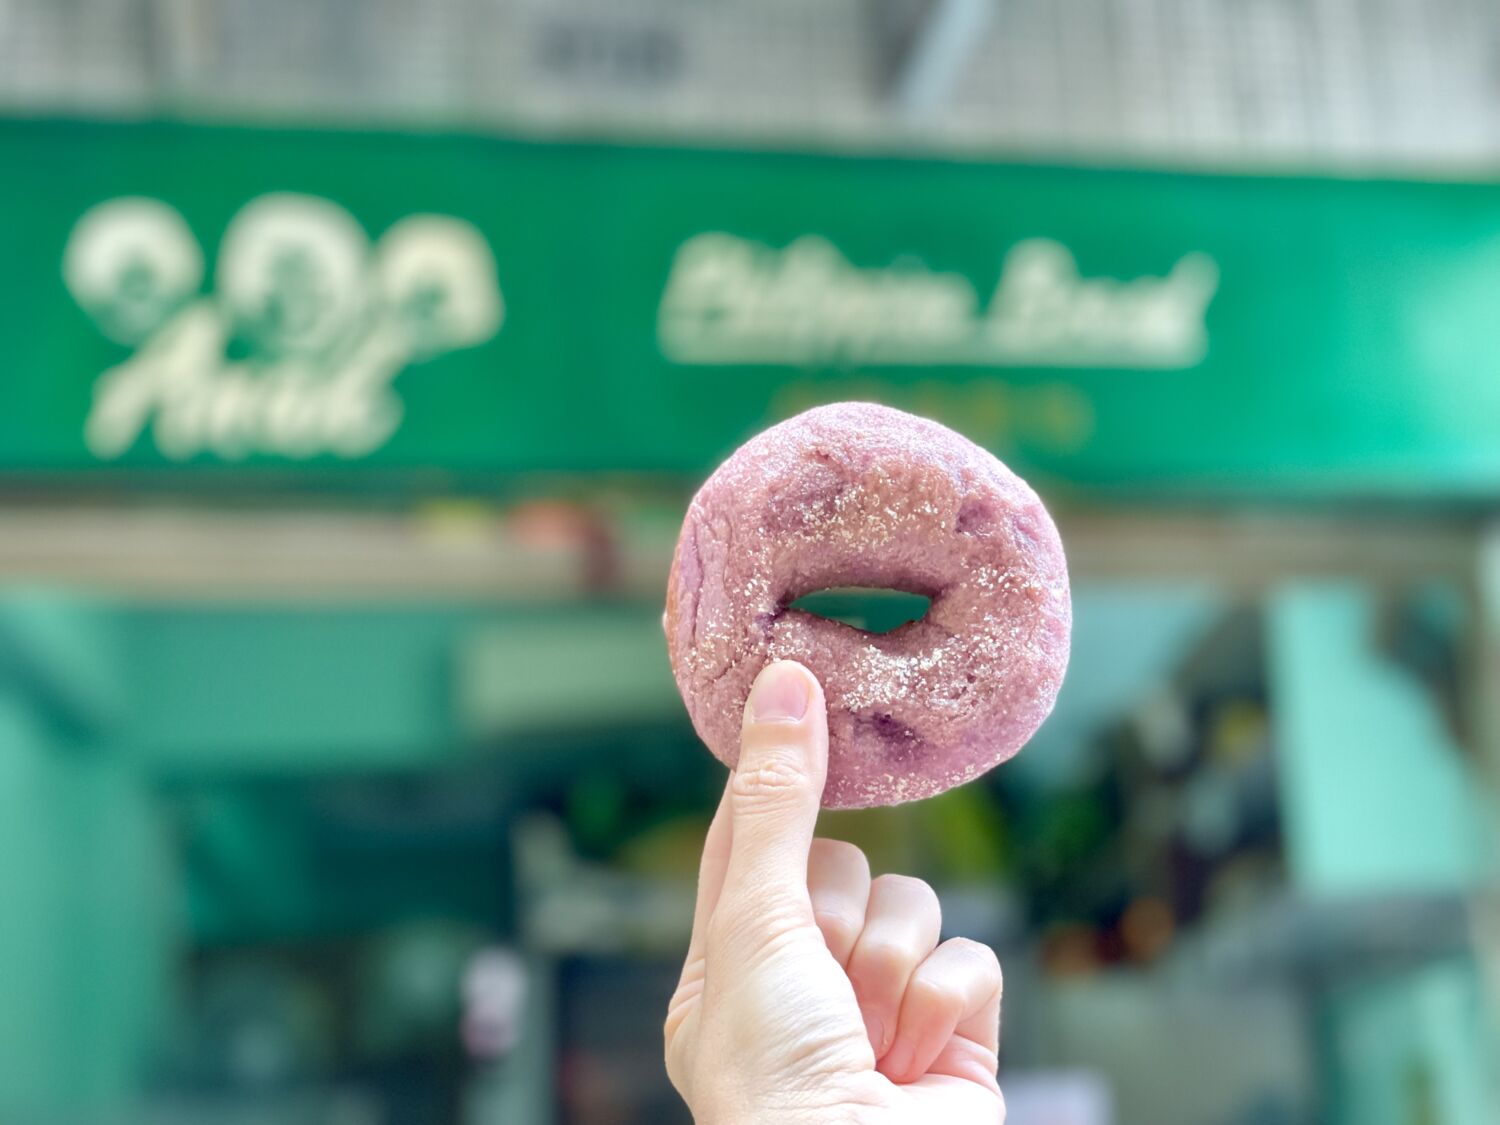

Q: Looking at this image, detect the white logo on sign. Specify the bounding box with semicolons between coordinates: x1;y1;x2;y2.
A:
64;194;503;461
657;232;1218;369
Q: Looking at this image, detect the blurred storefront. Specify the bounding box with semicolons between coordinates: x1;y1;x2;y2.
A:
3;3;1500;1125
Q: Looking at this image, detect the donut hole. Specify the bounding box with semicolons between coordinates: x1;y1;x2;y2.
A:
787;586;931;635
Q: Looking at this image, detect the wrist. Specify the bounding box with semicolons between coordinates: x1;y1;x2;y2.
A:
698;1095;884;1125
706;1112;872;1125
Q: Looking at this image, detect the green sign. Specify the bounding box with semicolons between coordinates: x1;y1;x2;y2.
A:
5;117;1500;496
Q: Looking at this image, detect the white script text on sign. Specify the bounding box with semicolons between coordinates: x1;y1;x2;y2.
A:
64;194;504;461
657;233;1218;369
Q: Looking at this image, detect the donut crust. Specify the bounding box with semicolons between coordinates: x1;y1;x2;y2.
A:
665;402;1070;808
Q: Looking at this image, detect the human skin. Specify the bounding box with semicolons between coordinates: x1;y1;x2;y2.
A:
665;661;1005;1123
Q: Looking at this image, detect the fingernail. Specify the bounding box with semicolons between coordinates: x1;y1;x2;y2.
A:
861;1009;886;1057
748;662;810;723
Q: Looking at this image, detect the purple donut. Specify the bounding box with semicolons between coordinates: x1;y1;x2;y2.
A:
665;402;1071;809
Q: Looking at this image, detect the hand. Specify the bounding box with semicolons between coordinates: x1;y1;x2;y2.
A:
665;661;1005;1124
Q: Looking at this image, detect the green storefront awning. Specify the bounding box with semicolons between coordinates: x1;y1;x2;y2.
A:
4;117;1500;498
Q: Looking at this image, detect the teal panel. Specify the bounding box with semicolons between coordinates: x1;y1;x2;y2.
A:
0;594;124;735
0;692;75;1115
123;605;473;770
455;610;677;737
1268;584;1494;895
122;604;684;771
0;690;175;1120
1326;958;1498;1125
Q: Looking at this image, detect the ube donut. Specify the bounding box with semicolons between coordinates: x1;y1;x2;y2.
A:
665;402;1071;808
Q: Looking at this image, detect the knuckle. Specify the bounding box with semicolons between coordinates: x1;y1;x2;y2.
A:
873;874;942;932
875;872;938;905
938;937;1003;1001
912;974;966;1013
951;936;1003;979
730;753;809;802
810;837;868;874
852;935;919;980
812;908;861;955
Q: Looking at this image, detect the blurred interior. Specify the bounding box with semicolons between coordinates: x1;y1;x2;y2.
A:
2;2;1500;1124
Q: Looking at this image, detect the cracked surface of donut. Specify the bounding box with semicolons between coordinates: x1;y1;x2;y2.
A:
665;402;1071;809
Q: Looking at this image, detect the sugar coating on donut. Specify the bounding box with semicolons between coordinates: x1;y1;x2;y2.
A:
665;402;1071;809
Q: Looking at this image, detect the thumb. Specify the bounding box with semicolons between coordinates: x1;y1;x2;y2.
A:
716;661;829;934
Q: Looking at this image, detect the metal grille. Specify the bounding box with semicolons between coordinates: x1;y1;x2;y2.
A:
2;0;1499;167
